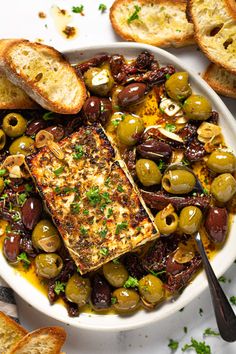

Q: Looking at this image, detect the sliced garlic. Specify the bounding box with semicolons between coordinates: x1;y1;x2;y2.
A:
173;244;195;264
175;116;188;124
171;150;184;164
1;154;25;169
197;122;221;139
48;141;64;160
35;130;54;148
158;127;183;143
159;98;182;117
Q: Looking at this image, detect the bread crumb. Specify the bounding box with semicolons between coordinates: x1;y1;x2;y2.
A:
38;11;46;19
63;26;77;38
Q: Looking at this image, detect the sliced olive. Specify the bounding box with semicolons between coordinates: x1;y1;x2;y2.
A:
35;253;63;279
2;113;27;138
183;95;212;120
207;151;236;173
65;274;91;306
103;261;129;288
32;219;61;252
162;170;196;194
211;173;236;203
117;114;144;146
165;72;192;101
112;288;140;313
179;206;203;234
136;159;162;186
138;274;164;304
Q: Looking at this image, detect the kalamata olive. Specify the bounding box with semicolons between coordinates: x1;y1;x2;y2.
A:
45;125;65;141
3;234;21;263
91;274;111;309
136;139;172;161
204;207;228;244
22;197;43;230
26;119;47;136
82;96;101;121
117;83;147;107
100;98;112;125
166;256;185;275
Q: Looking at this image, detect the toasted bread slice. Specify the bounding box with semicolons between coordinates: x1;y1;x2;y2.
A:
0;71;38;109
189;0;236;74
0;39;87;114
225;0;236;18
0;311;28;354
9;327;66;354
203;63;236;98
110;0;195;48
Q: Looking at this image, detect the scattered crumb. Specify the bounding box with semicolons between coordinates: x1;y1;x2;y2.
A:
63;26;77;38
35;38;44;43
38;11;46;19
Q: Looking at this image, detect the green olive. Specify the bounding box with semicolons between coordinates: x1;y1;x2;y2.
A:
9;136;34;156
112;288;140;313
32;219;61;252
0;129;6;150
138;274;164;304
165;72;192;101
136;159;162;186
154;210;178;235
65;274;91;306
103;261;129;288
84;67;114;97
183;95;212;120
207;151;236;173
117;114;144;146
211;173;236;203
162;170;196;194
35;253;63;279
2;113;27;138
179;206;203;234
0;178;4;194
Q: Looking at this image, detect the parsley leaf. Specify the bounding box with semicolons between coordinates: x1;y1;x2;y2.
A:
70;202;80;214
157;160;165;171
86;187;101;206
124;276;139;288
107;208;113;218
18;193;27;206
168;339;179;351
203;328;219;337
218;275;227;283
53;166;64;176
115;221;128;235
111;296;117;304
80;226;88;235
83;209;89;215
230;296;236;305
72;5;84;14
99;228;108;238
54;281;66;295
17;252;31;269
112;258;120;265
42;111;54;121
100;247;109;256
98;3;107;12
182;338;211;354
73;145;84;160
165;123;176;132
12;211;21;222
0;169;6;176
25;184;33;193
117;184;124;192
127;5;141;24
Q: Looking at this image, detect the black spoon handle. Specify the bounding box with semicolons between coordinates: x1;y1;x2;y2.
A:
195;233;236;342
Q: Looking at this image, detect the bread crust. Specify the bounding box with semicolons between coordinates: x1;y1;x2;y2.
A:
225;0;236;18
110;0;195;48
203;63;236;99
9;327;66;354
189;0;236;74
0;39;87;114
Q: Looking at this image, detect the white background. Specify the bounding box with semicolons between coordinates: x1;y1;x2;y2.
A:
0;1;236;353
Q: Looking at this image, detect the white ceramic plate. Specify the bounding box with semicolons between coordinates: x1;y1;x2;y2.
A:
1;43;236;331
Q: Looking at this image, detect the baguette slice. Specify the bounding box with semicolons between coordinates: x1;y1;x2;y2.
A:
203;63;236;98
110;0;195;48
225;0;236;18
189;0;236;73
9;327;66;354
0;311;28;354
0;39;87;114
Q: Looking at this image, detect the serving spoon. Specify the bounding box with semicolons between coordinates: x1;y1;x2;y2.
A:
165;163;236;341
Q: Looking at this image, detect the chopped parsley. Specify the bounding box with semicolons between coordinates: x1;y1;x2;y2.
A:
99;228;108;238
115;221;128;235
70;202;80;214
203;328;219;337
17;252;31;269
117;184;124;192
107;208;113;218
83;209;89;215
182;338;211;354
4;179;11;187
0;169;6;176
165;73;171;80
111;296;117;304
53;166;64;176
101;192;111;203
127;5;141;24
111;119;121;127
72;5;84;14
176;29;182;32
54;281;66;295
183;326;188;334
230;296;236;305
12;211;21;222
149;269;166;277
18;193;27;206
86;187;101;206
100;247;109;256
168;339;179;351
112;258;120;265
42;111;54;121
73;145;84;160
98;3;107;12
182;157;190;166
0;193;8;200
218;275;227;283
104;177;111;187
80;226;88;235
157;159;165;171
25;184;33;192
165;123;176;132
124;276;139;288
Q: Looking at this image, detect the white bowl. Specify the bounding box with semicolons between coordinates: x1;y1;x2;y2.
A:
1;43;236;331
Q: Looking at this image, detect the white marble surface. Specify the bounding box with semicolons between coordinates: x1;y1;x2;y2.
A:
1;1;236;353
